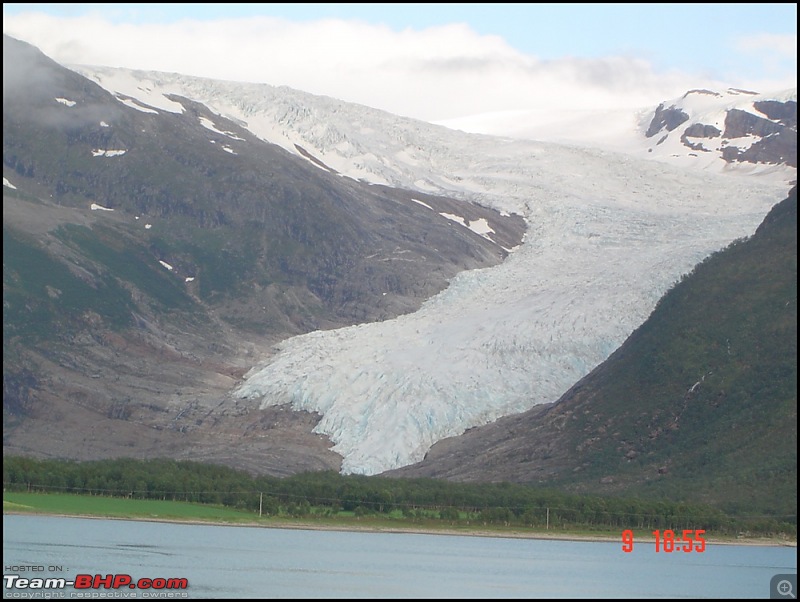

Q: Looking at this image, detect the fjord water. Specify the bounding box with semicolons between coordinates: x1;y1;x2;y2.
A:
3;515;796;599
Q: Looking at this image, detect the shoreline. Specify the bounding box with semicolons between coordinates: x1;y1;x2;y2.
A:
5;510;795;547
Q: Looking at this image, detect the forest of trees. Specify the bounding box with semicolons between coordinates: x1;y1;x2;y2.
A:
4;456;794;537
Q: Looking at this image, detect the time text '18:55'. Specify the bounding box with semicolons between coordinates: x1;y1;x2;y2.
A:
622;529;706;553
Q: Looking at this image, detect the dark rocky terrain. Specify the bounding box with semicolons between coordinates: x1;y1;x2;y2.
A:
3;34;525;474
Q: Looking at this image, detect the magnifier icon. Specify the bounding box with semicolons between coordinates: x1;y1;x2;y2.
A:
777;580;795;598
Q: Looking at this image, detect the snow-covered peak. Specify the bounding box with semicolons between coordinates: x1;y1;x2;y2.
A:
677;87;795;115
632;87;797;175
640;87;796;137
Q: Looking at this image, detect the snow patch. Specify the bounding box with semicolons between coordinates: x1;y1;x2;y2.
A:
115;96;159;114
199;116;245;140
92;149;127;157
411;198;433;210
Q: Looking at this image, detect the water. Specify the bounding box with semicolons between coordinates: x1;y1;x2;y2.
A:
3;515;796;599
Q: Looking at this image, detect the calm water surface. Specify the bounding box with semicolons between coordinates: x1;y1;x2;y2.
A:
3;515;796;599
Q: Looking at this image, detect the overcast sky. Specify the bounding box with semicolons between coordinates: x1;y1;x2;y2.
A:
3;3;797;125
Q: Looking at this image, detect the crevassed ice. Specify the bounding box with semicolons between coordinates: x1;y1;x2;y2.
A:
234;147;787;475
71;66;792;475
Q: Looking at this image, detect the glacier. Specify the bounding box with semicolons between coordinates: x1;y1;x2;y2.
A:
70;66;795;475
231;148;789;475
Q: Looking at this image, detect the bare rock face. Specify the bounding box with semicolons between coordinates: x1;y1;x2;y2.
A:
645;104;690;138
722;107;797;167
754;100;797;125
723;108;786;139
680;124;721;152
683;123;721;138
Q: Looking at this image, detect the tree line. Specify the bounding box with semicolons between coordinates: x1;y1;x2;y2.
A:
3;456;794;536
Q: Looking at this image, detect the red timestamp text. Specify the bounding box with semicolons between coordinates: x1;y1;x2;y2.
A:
621;529;706;553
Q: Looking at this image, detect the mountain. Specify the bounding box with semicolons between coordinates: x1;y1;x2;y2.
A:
3;35;796;481
68;64;797;189
2;34;524;474
59;58;795;476
435;87;797;178
639;87;797;174
386;186;797;518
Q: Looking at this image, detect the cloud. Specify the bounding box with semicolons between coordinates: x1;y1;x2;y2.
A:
737;33;797;59
2;12;793;127
735;34;797;89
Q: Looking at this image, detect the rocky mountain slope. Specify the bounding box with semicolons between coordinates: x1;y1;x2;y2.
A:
3;34;523;474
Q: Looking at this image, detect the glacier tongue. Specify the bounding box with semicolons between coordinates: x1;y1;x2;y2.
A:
233;144;789;475
70;67;792;475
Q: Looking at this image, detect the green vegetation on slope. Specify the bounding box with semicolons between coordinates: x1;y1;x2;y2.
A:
3;226;135;341
554;187;797;518
56;223;195;310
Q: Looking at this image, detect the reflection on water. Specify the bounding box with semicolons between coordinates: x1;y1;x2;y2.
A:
3;515;796;599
